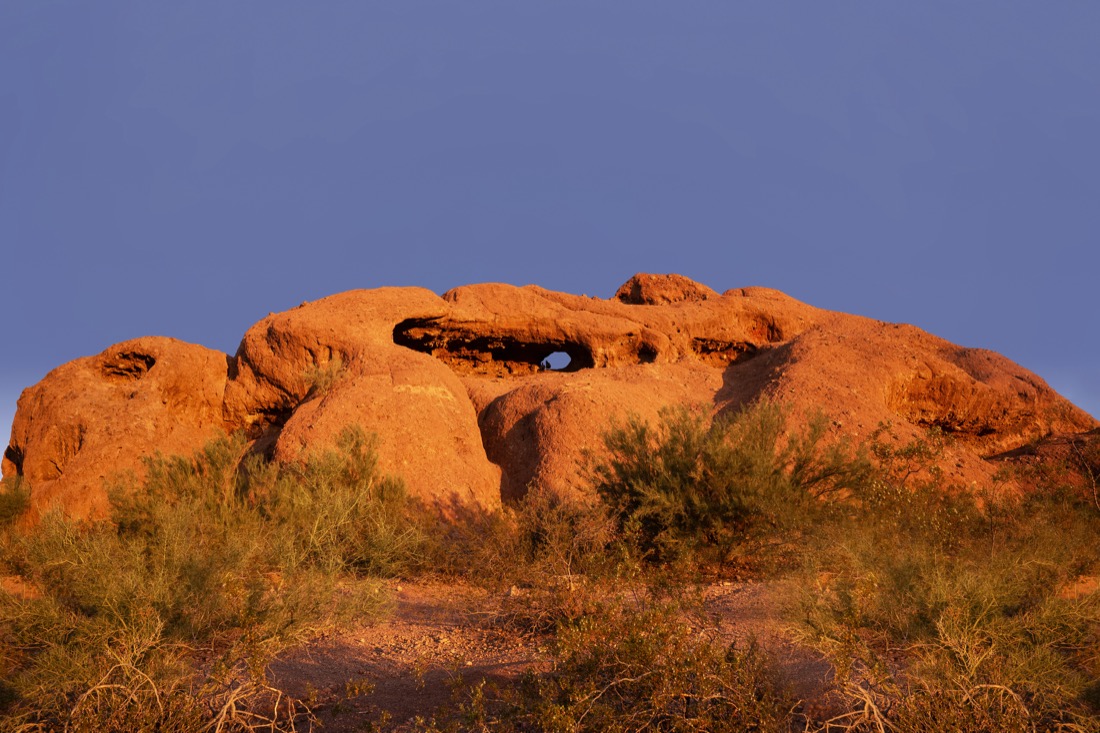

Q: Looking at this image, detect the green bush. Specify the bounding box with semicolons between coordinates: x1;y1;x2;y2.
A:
302;356;346;399
794;436;1100;732
431;485;631;635
422;590;790;733
0;479;28;526
507;598;788;733
239;428;426;576
590;400;868;568
0;426;417;730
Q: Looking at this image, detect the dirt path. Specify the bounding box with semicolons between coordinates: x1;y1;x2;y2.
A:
269;579;835;731
270;580;549;730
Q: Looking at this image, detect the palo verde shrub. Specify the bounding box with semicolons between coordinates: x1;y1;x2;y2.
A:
0;479;28;527
794;430;1100;732
431;484;632;635
512;600;788;732
419;589;791;733
0;426;416;731
590;400;869;569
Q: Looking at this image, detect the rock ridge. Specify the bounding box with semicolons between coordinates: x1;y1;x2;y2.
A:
4;273;1095;519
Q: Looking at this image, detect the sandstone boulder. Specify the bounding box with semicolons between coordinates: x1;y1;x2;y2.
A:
614;272;718;305
224;288;501;511
3;337;228;519
476;365;724;501
4;274;1096;519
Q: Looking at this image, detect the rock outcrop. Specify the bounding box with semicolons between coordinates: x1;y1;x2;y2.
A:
4;274;1095;518
3;337;229;519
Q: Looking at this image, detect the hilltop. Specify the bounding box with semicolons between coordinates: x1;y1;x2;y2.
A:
4;273;1095;519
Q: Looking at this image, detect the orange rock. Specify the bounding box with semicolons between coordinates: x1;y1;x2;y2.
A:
3;275;1096;519
223;288;501;512
614;272;718;305
3;337;228;519
476;365;722;502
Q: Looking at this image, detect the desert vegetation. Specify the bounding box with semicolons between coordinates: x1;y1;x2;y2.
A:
0;402;1098;731
0;427;419;731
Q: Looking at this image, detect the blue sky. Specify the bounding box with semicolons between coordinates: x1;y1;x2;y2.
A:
2;2;1098;442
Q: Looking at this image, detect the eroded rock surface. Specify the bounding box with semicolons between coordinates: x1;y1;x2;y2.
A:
4;274;1095;518
4;337;228;519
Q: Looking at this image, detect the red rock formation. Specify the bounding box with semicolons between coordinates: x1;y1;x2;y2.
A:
614;272;718;305
4;274;1095;518
223;288;501;512
3;337;228;519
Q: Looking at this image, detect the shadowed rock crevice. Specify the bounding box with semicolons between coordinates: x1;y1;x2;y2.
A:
482;406;540;503
715;343;792;417
393;318;596;377
691;338;760;367
246;406;297;456
886;372;1015;440
101;351;156;381
2;445;23;477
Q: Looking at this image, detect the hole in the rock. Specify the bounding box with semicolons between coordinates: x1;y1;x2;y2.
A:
638;344;658;364
102;351;157;381
393;318;595;377
3;445;23;475
691;338;758;367
540;351;572;371
248;406;295;440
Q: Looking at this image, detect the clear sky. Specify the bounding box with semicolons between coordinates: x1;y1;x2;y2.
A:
2;2;1098;442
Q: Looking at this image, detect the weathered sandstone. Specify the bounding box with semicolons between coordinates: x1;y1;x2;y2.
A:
4;274;1095;518
4;337;228;519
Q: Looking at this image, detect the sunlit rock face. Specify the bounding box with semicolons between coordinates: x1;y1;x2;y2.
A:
5;274;1096;519
4;337;229;520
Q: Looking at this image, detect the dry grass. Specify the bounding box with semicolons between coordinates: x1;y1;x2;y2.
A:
2;407;1098;731
0;427;416;731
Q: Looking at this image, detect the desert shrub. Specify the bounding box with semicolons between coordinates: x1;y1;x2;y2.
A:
420;590;791;733
794;434;1100;731
865;421;948;488
0;426;416;730
511;597;789;733
241;428;427;576
431;485;632;634
1079;436;1100;506
302;356;346;399
818;674;1099;733
0;512;341;731
1063;430;1100;512
0;479;28;527
493;486;622;589
590;400;868;569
